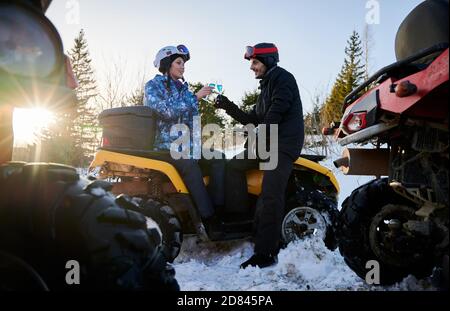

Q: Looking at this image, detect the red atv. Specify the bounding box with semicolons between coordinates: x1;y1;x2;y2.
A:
325;0;448;285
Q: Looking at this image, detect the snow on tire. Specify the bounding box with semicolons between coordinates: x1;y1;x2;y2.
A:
284;189;339;250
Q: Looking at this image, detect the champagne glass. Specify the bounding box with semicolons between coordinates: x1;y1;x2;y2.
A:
216;79;223;95
202;81;215;103
208;82;216;92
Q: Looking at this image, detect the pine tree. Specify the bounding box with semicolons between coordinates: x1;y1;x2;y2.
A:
320;72;345;127
240;89;260;112
340;31;365;96
321;31;365;126
304;98;321;136
226;88;260;127
39;52;80;165
41;115;81;165
69;29;99;166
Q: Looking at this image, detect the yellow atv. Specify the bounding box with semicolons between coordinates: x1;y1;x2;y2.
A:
89;106;340;262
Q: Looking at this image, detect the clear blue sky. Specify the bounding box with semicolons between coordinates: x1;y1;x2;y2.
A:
46;0;424;113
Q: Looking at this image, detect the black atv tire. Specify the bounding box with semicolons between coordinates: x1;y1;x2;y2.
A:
0;163;179;290
138;199;183;263
284;189;339;250
338;178;436;285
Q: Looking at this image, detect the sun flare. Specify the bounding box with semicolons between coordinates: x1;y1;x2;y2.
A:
13;108;55;146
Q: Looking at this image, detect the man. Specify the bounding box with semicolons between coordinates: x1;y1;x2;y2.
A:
215;43;304;268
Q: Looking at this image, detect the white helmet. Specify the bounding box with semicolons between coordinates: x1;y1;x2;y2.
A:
153;45;190;69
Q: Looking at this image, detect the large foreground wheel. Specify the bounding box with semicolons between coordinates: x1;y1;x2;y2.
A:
338;178;437;285
284;189;339;250
0;163;179;290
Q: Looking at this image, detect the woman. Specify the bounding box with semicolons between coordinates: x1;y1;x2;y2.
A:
144;45;224;229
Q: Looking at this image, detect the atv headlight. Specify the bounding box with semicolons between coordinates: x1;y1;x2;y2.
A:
0;3;63;78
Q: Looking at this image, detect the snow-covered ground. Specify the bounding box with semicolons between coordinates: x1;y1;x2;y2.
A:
174;236;436;291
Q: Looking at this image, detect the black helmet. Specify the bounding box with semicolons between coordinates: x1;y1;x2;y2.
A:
244;43;279;68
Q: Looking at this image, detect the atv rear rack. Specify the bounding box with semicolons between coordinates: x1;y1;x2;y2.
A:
343;43;449;111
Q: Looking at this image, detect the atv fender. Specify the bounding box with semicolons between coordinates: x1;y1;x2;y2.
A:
294;157;340;193
245;157;340;196
89;149;188;193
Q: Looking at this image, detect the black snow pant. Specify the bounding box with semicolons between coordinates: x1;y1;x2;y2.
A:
225;151;294;256
156;151;225;219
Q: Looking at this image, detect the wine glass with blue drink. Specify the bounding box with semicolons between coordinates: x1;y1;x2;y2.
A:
216;79;223;95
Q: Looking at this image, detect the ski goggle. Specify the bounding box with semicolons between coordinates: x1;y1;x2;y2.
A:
244;45;278;60
177;44;190;61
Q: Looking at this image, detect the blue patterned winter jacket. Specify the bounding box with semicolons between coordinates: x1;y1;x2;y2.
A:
144;74;199;152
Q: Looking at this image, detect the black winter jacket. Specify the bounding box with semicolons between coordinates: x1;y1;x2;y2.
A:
224;66;304;160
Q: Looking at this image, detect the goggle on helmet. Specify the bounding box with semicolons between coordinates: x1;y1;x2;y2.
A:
244;44;279;62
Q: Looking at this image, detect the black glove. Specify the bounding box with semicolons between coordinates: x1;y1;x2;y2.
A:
214;94;235;110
